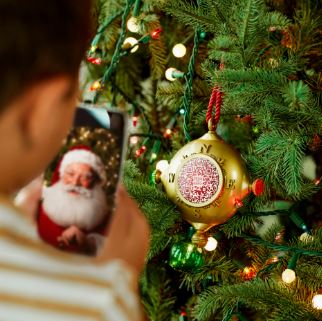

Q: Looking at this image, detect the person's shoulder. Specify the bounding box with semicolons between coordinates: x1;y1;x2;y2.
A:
0;198;142;321
0;195;38;239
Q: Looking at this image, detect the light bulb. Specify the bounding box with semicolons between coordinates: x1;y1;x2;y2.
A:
204;237;218;251
244;267;251;274
300;232;314;243
132;116;138;127
165;128;172;135
312;294;322;310
151;28;162;39
165;68;177;81
123;37;139;53
172;43;187;58
150;153;157;161
282;269;296;283
179;108;185;115
156;160;169;173
87;57;102;65
90;81;101;91
130;136;138;145
234;198;243;208
127;17;140;33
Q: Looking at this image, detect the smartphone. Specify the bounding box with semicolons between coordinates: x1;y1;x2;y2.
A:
36;105;127;256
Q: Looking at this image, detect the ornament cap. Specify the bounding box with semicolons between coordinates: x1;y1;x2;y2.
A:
252;179;265;196
191;230;207;247
154;169;161;183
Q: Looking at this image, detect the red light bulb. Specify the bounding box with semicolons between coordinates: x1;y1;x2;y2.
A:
132;116;138;127
234;198;243;208
87;57;102;65
151;28;162;39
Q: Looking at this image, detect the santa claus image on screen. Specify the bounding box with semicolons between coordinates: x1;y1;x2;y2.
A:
37;146;110;255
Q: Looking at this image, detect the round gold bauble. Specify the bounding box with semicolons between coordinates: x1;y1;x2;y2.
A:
156;130;263;247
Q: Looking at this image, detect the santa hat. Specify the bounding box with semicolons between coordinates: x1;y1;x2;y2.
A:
57;146;107;185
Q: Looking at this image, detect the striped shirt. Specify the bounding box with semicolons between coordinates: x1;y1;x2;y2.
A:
0;197;143;321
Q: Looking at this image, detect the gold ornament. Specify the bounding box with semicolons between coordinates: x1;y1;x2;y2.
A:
156;124;264;247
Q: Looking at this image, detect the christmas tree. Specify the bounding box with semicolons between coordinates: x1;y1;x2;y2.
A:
81;0;322;320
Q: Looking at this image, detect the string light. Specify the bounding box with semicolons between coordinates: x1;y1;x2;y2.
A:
179;108;185;115
204;237;218;251
127;17;140;33
130;136;139;145
90;80;101;91
150;153;157;161
150;28;162;39
123;37;139;53
172;43;187;58
132;116;138;127
234;198;243;208
282;268;296;283
149;140;161;164
300;232;314;243
86;56;102;65
165;68;184;81
242;266;257;280
135;138;149;158
312;294;322;310
164;128;172;138
165;68;177;81
89;45;97;54
281;253;298;284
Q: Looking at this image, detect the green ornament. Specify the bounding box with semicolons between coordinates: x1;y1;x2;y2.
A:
169;241;204;271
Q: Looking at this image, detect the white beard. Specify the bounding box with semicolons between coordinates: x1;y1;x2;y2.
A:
42;181;109;231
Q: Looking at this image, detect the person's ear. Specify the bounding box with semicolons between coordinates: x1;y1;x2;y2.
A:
19;76;77;149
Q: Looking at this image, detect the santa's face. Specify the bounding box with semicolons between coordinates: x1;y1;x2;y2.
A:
42;171;108;231
62;162;97;192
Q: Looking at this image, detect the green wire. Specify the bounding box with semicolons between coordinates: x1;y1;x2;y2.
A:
90;10;123;50
181;0;202;141
242;234;322;258
94;0;135;103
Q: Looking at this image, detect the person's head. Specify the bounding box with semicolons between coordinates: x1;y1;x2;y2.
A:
0;0;93;193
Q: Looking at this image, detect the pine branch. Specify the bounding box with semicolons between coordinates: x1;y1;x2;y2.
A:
194;279;321;321
141;264;177;321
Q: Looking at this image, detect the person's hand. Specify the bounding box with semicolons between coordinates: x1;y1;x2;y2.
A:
58;225;86;247
96;185;150;278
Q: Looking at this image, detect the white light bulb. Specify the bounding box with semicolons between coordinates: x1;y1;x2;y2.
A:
123;37;139;53
312;294;322;310
127;17;140;33
165;68;177;81
204;237;218;251
130;136;138;145
172;43;187;58
282;269;296;283
300;232;314;243
156;160;169;173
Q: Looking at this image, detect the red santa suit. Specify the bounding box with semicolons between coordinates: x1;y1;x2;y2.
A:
37;146;110;254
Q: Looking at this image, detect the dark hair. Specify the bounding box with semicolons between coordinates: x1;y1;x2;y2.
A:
0;0;93;110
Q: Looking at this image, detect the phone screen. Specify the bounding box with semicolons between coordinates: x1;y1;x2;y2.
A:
37;105;126;256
